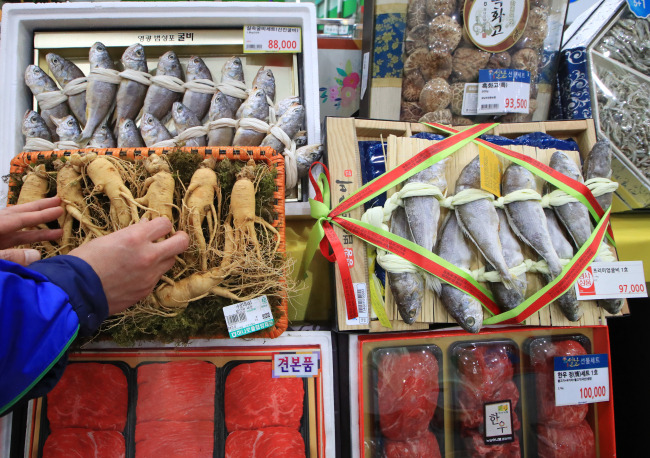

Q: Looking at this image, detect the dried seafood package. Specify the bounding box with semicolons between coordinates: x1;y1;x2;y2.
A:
399;0;569;124
558;1;650;206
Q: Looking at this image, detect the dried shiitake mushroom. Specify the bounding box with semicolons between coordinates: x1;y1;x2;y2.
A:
405;49;453;84
452;115;474;126
419;78;452;112
512;48;540;79
450;82;466;116
419;109;452;124
428;15;462;54
452;48;490;82
516;7;549;50
401;101;424;122
402;77;425;102
425;0;455;18
407;0;429;29
405;25;430;55
486;52;512;69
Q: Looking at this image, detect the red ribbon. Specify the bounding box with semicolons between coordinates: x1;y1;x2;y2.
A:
505;210;611;324
334;216;502;315
426;123;615;242
309;162;358;319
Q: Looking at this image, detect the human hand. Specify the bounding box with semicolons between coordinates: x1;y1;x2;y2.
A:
68;217;189;316
0;197;63;266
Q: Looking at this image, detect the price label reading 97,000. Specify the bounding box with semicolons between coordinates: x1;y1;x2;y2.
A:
244;26;302;53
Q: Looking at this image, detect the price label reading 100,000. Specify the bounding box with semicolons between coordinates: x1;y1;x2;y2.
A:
580;386;607;400
268;39;299;50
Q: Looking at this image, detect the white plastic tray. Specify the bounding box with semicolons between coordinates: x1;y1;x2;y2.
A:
0;2;320;213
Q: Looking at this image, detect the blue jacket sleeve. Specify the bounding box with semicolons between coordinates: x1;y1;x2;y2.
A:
0;256;108;416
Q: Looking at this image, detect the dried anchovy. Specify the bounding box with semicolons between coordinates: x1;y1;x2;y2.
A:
595;70;650;178
595;11;650;75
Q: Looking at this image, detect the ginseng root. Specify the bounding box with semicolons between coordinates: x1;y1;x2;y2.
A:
136;154;176;223
55;159;107;253
70;153;140;230
226;159;279;259
182;158;221;271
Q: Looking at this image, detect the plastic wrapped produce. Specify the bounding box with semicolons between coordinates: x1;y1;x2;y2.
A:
400;0;569;122
451;341;522;457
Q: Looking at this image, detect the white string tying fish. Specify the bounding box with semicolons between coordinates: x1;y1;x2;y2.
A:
183;79;218;94
118;69;152;86
149;74;185;93
216;79;248;100
35;91;68;111
62;77;88;96
89;68;122;85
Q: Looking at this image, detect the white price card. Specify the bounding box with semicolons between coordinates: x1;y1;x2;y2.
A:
477;69;530;115
554;353;610;406
461;83;479;116
346;283;369;326
273;351;321;378
223;295;274;338
243;25;302;53
576;261;647;300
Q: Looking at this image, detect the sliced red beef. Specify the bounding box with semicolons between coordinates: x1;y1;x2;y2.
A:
137;360;215;422
377;349;439;441
457;345;514;399
384;430;442;458
458;380;521;430
47;363;128;431
531;340;589;427
224;362;304;431
537;421;595;458
462;429;521;458
225;427;305;458
43;429;125;458
135;420;214;458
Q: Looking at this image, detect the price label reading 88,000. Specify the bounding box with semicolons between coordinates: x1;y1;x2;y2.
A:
244;26;302;53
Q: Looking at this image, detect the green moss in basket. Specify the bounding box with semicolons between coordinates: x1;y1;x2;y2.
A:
166;149;203;187
103;294;283;345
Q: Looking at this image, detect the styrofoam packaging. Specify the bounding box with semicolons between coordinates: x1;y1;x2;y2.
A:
0;2;320;211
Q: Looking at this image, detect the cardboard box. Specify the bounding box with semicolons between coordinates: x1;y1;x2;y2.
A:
324;118;629;332
0;1;320;216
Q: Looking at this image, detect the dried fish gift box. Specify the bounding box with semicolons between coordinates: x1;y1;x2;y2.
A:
350;326;616;457
0;1;322;211
21;331;336;458
322;118;628;332
557;0;650;208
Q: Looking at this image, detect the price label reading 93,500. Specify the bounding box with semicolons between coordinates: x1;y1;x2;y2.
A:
244;26;302;53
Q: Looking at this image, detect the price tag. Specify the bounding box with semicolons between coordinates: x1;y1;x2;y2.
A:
479;145;501;197
243;25;302;53
461;83;479;116
223;295;274;338
576;261;647;300
346;283;369;326
484;400;514;444
273;351;321;378
477;69;530;115
554;353;610;406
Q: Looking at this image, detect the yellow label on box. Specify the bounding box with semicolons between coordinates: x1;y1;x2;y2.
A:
479;145;501;197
